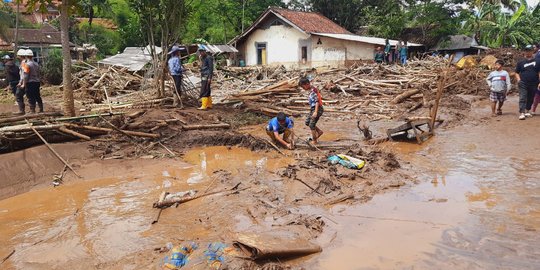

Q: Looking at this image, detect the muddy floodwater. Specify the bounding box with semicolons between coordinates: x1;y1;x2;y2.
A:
312;111;540;269
0;147;291;269
1;103;540;269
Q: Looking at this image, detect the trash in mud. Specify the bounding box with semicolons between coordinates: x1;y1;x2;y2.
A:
160;242;236;269
153;190;199;208
233;232;322;260
328;154;366;170
162;242;198;269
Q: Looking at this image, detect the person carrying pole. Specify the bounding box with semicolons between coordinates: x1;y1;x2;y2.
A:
198;47;214;110
167;45;184;108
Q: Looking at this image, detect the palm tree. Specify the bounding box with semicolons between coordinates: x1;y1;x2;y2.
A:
462;4;497;40
28;0;77;116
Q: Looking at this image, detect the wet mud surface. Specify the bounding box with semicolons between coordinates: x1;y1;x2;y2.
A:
1;96;539;269
311;97;540;269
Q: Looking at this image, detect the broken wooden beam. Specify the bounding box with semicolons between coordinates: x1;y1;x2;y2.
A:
181;123;230;130
58;126;91;141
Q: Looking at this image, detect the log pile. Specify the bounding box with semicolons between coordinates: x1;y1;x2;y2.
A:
73;66;143;103
219;57;489;121
0;110;232;154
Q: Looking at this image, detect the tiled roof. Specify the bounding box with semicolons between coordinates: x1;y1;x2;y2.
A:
0;24;62;45
271;8;350;34
229;7;351;44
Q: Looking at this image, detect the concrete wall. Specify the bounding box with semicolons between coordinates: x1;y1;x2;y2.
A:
240;24;309;68
237;26;378;68
310;36;376;67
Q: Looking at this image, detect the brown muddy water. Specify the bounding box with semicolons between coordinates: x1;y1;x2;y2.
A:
2;101;540;269
311;108;540;269
0;146;290;269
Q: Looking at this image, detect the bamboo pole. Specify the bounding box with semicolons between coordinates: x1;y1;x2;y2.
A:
26;120;82;178
58;126;91;140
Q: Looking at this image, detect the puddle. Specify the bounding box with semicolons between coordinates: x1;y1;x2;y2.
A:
182;146;293;184
0;146;292;269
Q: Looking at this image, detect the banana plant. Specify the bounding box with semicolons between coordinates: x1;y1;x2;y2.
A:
481;0;532;47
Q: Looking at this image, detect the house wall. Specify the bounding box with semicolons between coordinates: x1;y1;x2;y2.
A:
239;24;309;67
311;36;376;67
237;27;378;68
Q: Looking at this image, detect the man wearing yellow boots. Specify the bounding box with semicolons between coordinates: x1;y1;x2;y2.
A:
198;47;214;110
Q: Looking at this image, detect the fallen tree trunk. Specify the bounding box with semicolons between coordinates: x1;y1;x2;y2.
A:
58;126;91;140
391;89;421;104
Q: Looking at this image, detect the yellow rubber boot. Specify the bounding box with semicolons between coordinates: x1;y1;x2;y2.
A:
198;97;208;110
207;97;213;109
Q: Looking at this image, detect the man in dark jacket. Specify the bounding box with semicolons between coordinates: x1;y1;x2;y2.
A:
198;47;214;110
3;54;20;99
515;46;540;120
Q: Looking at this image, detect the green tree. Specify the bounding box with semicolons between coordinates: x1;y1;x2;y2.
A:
309;0;365;31
28;0;78;116
480;0;532;47
129;0;191;97
361;1;405;38
404;0;463;42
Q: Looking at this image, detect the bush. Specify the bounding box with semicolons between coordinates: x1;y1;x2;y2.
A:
78;23;121;57
42;49;63;85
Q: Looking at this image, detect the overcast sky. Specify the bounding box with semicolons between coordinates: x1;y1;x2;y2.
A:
528;0;539;6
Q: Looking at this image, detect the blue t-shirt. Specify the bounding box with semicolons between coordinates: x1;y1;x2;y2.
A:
267;117;293;133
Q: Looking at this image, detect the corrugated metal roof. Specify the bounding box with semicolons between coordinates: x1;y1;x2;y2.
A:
313;33;423;47
198;44;238;54
432;35;485;51
98;46;162;71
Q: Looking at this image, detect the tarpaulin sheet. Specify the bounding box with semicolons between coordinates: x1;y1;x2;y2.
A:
233;232;322;260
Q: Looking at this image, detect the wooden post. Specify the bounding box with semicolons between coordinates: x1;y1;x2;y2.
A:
430;55;454;131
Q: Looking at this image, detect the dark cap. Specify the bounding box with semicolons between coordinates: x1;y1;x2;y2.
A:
277;112;286;122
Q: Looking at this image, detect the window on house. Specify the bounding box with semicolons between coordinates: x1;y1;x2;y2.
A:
301;46;307;62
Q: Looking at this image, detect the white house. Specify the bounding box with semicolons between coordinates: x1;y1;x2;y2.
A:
230;7;422;68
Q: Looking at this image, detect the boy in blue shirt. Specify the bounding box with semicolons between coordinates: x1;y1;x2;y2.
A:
266;112;295;149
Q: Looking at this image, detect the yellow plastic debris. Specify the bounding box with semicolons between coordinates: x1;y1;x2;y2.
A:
455;55;478;69
480;55;498;69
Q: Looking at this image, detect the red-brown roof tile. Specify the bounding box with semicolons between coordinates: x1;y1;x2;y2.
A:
1;24;62;45
271;8;350;34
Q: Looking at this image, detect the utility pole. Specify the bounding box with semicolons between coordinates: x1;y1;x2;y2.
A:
14;0;20;54
241;0;245;33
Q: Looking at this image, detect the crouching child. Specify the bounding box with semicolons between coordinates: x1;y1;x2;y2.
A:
266;112;295;149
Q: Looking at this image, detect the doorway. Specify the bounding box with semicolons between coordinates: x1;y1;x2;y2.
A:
256;43;267;65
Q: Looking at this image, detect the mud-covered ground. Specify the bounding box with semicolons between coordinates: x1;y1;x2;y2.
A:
1;87;538;269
